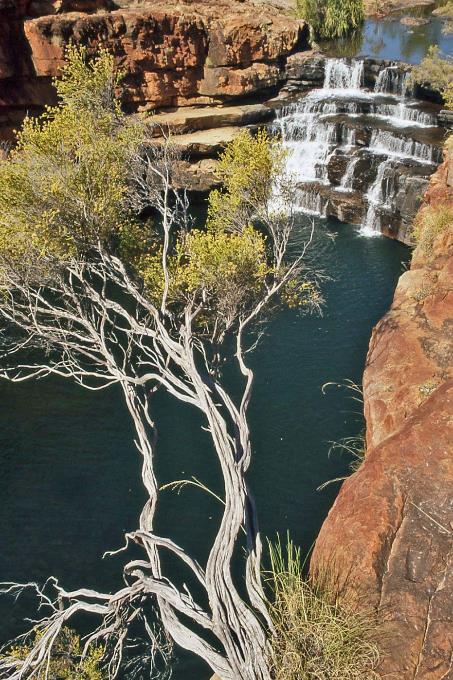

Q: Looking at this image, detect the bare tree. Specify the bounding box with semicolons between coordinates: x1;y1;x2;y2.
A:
0;48;320;680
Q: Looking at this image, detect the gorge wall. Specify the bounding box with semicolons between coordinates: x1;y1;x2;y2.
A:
0;0;308;141
311;145;453;678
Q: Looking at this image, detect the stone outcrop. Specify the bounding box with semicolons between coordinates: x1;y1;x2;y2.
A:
0;0;308;141
311;145;453;679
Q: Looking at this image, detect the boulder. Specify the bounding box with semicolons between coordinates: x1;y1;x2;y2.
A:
312;381;453;679
199;62;283;98
206;15;305;68
174;157;220;192
327;151;350;186
284;51;325;85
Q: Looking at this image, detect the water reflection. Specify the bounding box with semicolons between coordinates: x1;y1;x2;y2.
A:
321;10;453;63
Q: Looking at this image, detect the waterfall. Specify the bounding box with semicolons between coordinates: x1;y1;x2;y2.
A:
371;102;436;127
361;159;396;236
324;59;364;90
295;189;327;217
374;66;413;97
276;57;442;233
338;156;360;193
369;129;440;164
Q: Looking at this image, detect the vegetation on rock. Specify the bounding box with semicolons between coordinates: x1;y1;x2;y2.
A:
266;537;380;680
413;202;453;253
411;46;453;110
433;1;453;34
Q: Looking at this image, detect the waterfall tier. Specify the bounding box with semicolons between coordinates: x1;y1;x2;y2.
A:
274;58;445;243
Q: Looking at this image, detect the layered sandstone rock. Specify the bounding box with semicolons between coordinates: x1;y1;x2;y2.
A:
311;147;453;679
0;0;308;140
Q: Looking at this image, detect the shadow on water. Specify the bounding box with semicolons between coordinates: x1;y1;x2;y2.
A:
0;216;410;679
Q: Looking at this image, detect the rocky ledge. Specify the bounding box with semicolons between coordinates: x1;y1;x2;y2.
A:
0;0;308;141
311;145;453;678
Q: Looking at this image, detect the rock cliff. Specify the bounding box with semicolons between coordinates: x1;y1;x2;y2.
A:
0;0;308;141
311;144;453;678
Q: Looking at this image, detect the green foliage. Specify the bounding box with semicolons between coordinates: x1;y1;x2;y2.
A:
266;536;380;680
411;46;453;110
141;226;270;321
0;45;317;331
0;45;147;267
141;128;318;325
5;628;105;680
296;0;364;39
207;129;286;233
412;202;453;253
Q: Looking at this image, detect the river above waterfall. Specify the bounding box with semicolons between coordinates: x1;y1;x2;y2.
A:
321;5;453;62
0;216;409;678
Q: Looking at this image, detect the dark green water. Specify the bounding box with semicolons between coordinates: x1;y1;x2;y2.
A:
0;217;409;678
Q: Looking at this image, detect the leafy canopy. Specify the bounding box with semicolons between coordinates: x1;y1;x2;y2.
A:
207;129;286;233
0;45;316;333
0;45;147;264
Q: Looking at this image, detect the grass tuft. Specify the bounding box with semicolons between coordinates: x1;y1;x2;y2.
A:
265;536;380;680
412;204;453;254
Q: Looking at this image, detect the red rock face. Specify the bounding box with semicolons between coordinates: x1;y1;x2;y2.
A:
311;150;453;679
0;0;308;139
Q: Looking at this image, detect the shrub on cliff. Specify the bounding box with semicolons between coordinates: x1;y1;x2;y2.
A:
411;46;453;110
296;0;364;39
413;202;453;253
266;537;380;680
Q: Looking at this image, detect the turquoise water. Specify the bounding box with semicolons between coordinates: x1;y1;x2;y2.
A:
0;216;409;678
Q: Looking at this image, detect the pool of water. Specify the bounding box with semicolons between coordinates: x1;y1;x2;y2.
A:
0;215;410;678
321;5;453;62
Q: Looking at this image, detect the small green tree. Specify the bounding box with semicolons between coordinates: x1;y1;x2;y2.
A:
296;0;364;39
0;46;320;680
411;46;453;110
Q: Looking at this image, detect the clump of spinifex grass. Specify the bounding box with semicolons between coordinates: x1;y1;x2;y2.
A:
265;536;380;680
413;203;453;255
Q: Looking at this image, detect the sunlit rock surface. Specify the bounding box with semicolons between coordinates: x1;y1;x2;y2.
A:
0;0;308;140
312;148;453;679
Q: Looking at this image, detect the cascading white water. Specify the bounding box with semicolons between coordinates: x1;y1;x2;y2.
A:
274;58;367;216
324;59;364;90
371;102;436;127
361;159;395;236
369;129;440;164
275;58;442;228
338;156;360;193
295;189;327;216
374;66;413;97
